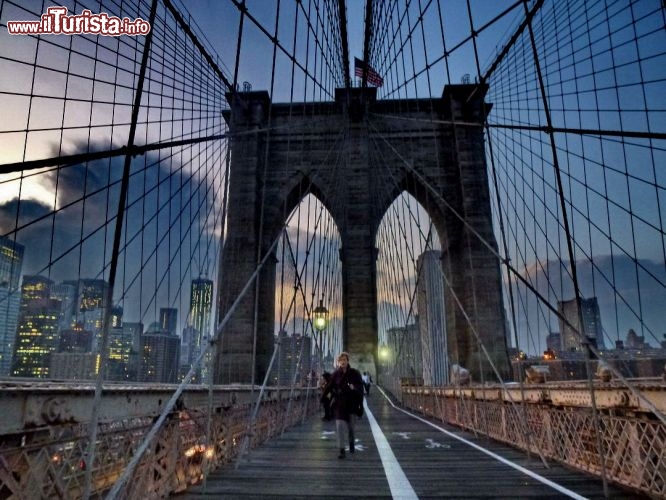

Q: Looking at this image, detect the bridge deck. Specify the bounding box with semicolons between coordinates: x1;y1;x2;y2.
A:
181;388;637;499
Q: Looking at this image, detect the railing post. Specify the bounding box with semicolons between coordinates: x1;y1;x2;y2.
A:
542;408;553;457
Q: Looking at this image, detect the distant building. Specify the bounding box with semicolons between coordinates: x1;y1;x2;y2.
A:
546;331;561;353
558;297;604;353
58;322;93;353
77;279;108;312
110;305;123;328
140;322;180;383
513;353;666;381
121;322;143;380
11;276;61;378
416;251;447;385
625;328;649;350
159;307;178;336
50;352;99;380
0;235;23;289
80;308;105;351
273;330;312;385
186;278;213;380
179;325;197;378
51;282;77;331
386;320;422;383
107;322;141;381
0;288;20;376
190;278;213;353
71;279;109;351
0;235;23;376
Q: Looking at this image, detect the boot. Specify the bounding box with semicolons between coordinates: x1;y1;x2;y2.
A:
349;440;355;454
338;448;345;459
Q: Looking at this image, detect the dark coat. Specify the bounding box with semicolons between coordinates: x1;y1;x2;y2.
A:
323;366;363;421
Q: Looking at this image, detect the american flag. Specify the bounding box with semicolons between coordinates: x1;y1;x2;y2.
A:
354;57;383;87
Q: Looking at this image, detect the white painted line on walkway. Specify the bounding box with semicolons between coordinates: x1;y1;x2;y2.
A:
375;386;588;500
364;399;419;500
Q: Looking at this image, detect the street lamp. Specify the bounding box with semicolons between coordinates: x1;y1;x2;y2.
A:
313;299;329;374
314;299;328;332
379;344;389;362
378;344;389;382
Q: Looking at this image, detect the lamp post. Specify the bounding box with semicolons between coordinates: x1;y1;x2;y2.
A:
313;299;329;375
378;344;389;383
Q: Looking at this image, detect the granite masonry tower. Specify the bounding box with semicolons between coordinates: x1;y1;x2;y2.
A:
215;84;510;385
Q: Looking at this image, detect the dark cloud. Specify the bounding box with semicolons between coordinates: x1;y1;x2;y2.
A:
0;140;221;330
0;197;51;234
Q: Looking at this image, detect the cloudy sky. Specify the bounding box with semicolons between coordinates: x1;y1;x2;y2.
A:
0;0;664;359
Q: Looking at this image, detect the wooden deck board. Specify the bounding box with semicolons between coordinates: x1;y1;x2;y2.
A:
180;389;642;499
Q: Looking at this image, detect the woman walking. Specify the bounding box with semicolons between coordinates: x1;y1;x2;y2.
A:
322;352;364;459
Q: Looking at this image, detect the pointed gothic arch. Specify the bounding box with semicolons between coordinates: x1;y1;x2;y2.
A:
215;85;510;384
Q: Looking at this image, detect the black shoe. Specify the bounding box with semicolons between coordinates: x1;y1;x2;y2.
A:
338;448;345;459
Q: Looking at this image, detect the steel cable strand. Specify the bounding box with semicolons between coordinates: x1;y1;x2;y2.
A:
109;121;345;493
465;0;541;461
369;112;493;432
272;128;350;435
522;0;607;490
367;123;438;399
84;2;159;497
231;120;345;460
367;103;666;427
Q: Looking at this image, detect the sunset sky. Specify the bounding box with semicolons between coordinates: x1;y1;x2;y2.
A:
1;0;664;356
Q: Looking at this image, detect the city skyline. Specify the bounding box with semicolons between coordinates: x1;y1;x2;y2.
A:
3;261;214;382
0;0;663;379
0;1;663;497
3;208;665;375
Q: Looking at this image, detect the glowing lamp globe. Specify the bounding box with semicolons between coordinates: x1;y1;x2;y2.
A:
313;299;328;331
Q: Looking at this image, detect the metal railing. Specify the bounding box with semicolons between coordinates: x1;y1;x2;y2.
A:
0;384;318;498
400;381;666;498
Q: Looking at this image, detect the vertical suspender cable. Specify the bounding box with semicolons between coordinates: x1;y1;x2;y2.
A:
466;0;541;464
523;1;609;494
83;1;159;498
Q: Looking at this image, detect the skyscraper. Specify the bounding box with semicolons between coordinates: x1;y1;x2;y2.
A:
273;330;312;385
179;324;197;377
11;276;61;378
416;251;448;385
140;322;180;383
107;321;140;381
0;287;21;376
122;322;143;381
386;321;422;382
558;297;605;353
75;279;109;351
77;279;109;311
110;305;123;328
188;278;213;374
0;235;23;289
51;282;77;331
159;307;178;336
0;235;23;376
58;322;93;352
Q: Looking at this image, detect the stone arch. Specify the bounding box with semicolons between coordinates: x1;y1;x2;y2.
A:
373;171;450;252
265;174;342;251
215;85;510;385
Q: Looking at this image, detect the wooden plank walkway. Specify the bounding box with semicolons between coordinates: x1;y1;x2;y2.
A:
180;388;640;499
